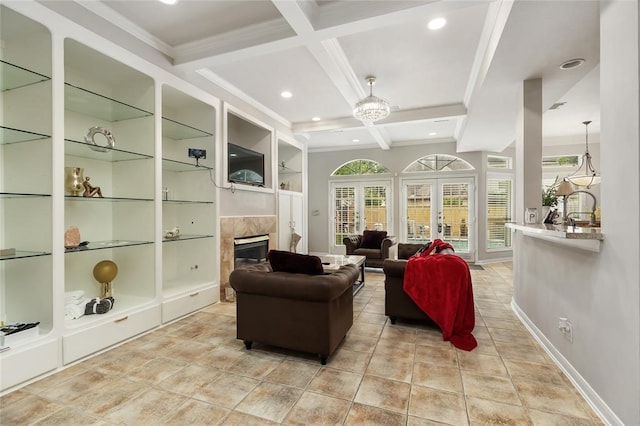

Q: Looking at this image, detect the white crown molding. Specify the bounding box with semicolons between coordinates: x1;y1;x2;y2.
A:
196;69;291;129
73;0;175;58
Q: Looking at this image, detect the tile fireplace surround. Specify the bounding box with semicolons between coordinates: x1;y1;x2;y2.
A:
220;216;277;301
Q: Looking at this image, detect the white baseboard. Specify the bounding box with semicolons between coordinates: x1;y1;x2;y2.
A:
476;256;512;265
511;300;623;426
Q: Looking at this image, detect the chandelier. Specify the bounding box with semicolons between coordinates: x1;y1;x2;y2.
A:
565;120;601;188
353;76;390;124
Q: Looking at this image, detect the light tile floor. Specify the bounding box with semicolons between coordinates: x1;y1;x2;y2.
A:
1;263;604;425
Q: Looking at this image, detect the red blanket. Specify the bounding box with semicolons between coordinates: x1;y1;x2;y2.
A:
402;240;477;351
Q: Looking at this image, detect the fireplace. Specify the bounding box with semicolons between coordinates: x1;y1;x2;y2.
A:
219;215;277;301
234;234;269;268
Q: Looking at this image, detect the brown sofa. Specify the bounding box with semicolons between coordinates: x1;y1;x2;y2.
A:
382;243;434;324
229;262;359;364
343;232;397;268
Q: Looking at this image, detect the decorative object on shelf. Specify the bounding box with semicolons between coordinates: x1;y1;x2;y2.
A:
353;76;390;124
565;120;600;188
163;187;169;201
93;260;118;298
280;182;286;190
0;322;40;347
525;208;538;224
64;290;87;320
85;126;116;152
64;167;85;196
0;248;16;257
165;226;181;240
84;297;115;315
82;176;103;198
64;226;81;248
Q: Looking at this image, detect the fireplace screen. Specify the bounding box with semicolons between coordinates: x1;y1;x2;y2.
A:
234;234;269;268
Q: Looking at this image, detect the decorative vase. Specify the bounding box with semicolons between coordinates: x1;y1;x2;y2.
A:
64;167;84;196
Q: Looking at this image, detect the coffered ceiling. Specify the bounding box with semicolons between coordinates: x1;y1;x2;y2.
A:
56;0;601;152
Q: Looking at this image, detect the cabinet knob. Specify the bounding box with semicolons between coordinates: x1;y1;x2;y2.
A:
189;292;200;297
114;316;129;323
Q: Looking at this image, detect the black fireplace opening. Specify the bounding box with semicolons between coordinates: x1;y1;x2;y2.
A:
234;234;269;269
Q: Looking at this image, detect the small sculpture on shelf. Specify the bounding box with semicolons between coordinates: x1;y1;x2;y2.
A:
93;260;118;298
82;176;103;198
85;126;116;152
165;226;181;240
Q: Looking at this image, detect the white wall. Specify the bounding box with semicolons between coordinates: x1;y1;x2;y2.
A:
512;1;639;424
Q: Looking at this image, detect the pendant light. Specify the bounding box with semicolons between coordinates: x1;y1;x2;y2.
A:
353;76;390;124
565;120;601;188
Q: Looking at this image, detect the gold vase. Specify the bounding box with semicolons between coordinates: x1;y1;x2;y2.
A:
64;167;84;196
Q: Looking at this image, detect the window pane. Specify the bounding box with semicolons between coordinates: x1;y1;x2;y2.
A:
334;187;355;245
487;155;511;169
406;184;432;242
363;185;387;230
487;178;512;249
404;154;474;173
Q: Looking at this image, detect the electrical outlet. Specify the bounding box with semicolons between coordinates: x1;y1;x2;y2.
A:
558;317;573;342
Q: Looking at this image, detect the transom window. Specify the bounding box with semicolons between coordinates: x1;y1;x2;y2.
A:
542;155;580;167
331;159;390;176
487;155;512;169
404;154;474;173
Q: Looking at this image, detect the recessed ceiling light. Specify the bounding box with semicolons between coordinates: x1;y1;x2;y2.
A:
428;17;446;30
352;139;360;142
312;117;321;122
158;0;178;4
280;91;293;98
428;132;437;136
559;58;585;70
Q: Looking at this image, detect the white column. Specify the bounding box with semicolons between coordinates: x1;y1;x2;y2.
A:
515;78;543;224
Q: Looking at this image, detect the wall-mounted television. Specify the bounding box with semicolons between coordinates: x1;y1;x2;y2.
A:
228;143;265;186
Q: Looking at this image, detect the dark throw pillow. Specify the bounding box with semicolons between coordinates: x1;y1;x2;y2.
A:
267;250;324;275
360;230;388;249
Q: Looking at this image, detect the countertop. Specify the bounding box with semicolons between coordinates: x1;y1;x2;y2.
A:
506;222;604;252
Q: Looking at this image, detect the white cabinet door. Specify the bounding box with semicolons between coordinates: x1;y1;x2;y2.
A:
278;192;305;252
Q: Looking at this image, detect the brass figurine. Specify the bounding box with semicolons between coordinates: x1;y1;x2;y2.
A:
82;177;103;198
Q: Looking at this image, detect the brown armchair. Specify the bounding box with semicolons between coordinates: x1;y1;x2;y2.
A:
343;230;397;268
229;261;359;364
383;243;433;324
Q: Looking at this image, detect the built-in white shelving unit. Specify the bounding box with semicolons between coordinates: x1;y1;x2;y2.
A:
0;6;57;391
161;85;217;322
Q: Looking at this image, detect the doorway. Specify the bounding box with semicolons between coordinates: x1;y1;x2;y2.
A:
330;180;392;253
401;177;474;260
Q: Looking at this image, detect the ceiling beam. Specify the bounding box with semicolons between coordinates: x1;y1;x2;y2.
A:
292;103;467;133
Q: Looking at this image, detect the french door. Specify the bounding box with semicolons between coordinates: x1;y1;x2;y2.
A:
401;177;474;260
330;180;392;253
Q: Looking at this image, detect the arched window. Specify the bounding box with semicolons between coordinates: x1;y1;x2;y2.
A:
403;154;474;173
331;159;390;176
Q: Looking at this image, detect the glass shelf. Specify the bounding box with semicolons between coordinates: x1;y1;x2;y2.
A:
65;195;153;202
65;83;153;122
163;234;214;243
0;192;51;198
0;250;51;261
0;126;50;145
162;199;214;204
162;158;213;172
64;240;152;253
1;60;50;91
162;117;213;140
279;169;301;175
65;139;153;162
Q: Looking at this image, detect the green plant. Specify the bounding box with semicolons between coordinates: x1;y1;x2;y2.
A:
542;176;559;207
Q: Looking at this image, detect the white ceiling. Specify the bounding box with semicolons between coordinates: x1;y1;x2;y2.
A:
70;0;600;153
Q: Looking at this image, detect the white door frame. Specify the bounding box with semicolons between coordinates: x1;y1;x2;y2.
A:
400;176;476;261
329;179;393;254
